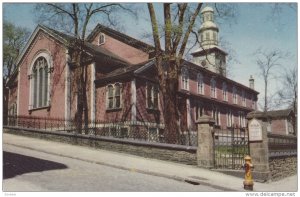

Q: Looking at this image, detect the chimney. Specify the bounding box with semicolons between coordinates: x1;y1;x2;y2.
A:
249;75;254;89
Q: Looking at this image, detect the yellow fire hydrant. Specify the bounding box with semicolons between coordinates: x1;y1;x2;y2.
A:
243;155;254;191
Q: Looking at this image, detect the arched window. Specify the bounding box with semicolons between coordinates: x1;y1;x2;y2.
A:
210;78;216;98
181;67;189;90
222;82;227;101
197;73;204;94
30;56;50;109
106;83;122;109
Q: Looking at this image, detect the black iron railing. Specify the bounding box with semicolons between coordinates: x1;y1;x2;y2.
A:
267;133;297;157
213;126;249;170
4;115;197;146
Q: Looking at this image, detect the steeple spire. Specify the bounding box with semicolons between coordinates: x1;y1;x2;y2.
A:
191;6;227;77
199;6;219;49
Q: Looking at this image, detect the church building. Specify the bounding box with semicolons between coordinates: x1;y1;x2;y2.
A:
6;6;259;143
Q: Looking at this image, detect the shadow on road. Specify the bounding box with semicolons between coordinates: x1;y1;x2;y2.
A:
3;151;68;179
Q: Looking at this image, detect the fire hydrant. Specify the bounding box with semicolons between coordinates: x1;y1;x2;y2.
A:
243;155;254;191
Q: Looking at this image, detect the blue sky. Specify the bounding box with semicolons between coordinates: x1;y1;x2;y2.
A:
3;3;298;110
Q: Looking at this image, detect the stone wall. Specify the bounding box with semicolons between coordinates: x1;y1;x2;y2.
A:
269;156;297;181
4;127;197;165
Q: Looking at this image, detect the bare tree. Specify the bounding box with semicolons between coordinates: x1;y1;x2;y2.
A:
254;48;288;112
35;3;135;132
277;67;297;114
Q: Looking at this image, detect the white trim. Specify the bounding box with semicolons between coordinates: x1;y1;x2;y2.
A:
90;62;96;122
65;50;71;122
187;98;191;129
134;60;155;74
17;67;21;115
28;51;52;110
131;78;137;121
285;119;289;135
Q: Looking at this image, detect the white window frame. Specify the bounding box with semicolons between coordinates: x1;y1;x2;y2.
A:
197;73;204;94
181;67;189;90
210;78;216;98
106;83;122;110
212;106;220;126
28;52;52;110
226;109;232;127
222;82;227;101
98;33;105;45
242;90;246;107
233;86;237;104
146;82;159;110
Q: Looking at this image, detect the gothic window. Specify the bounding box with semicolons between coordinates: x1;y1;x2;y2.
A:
98;33;105;45
210;78;216;98
30;56;50;109
222;82;227;101
197;73;204;94
106;83;122;109
147;83;159;110
181;67;189;90
233;86;237;104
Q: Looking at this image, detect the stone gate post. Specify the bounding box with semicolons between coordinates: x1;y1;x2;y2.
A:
247;113;271;181
196;115;215;168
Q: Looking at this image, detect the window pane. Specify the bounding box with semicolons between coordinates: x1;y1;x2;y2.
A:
108;85;113;97
115;96;120;108
33;69;37;108
147;84;152;108
108;98;113;109
153;87;158;109
115;84;120;96
39;68;43;107
44;66;48;106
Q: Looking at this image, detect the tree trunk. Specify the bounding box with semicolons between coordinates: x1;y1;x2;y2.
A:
163;76;180;144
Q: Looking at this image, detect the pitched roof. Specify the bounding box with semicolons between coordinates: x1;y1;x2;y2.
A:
247;109;294;119
95;59;155;85
87;24;155;53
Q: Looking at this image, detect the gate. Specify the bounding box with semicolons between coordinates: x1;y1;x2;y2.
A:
213;127;249;169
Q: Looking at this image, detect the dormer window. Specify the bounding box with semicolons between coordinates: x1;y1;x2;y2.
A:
98;33;105;45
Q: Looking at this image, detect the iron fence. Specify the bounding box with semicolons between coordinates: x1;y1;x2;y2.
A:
267;133;297;157
213;126;249;170
4;115;197;146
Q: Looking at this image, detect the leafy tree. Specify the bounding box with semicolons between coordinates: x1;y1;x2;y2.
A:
3;21;30;81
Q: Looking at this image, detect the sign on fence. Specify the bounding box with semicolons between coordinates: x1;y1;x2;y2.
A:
248;119;262;142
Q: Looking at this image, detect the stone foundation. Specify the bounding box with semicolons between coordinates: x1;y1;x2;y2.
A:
4;127;197;165
269;156;297;181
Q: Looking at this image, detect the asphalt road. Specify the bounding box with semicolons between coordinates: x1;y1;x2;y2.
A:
3;144;221;192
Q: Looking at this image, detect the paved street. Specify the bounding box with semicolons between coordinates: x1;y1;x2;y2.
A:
3;133;297;192
3;144;221;192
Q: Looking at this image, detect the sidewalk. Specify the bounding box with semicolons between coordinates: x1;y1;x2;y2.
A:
3;133;298;192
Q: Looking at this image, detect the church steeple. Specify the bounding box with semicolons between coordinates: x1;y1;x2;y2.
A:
199;6;219;48
191;6;227;77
